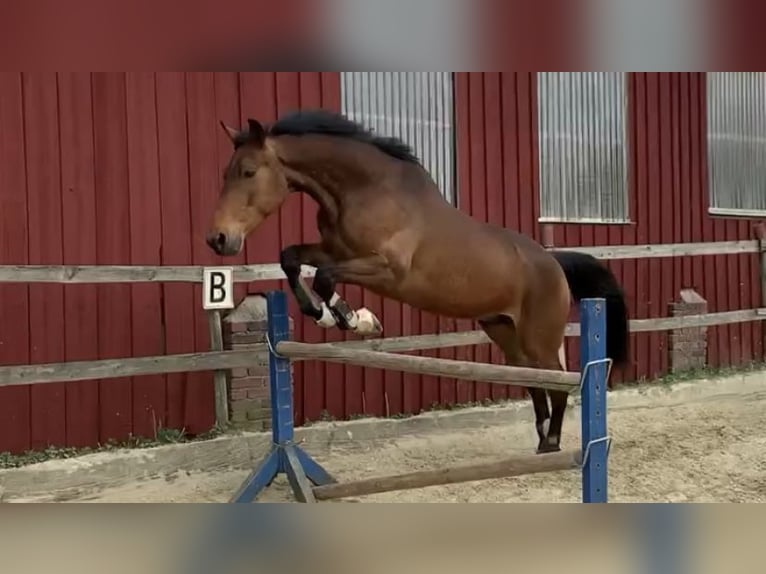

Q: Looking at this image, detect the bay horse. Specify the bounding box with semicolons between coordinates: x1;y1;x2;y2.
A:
206;109;629;455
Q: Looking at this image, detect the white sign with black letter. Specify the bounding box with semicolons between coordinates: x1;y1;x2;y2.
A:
203;267;234;310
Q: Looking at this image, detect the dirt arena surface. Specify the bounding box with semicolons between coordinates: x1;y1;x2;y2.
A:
3;373;766;503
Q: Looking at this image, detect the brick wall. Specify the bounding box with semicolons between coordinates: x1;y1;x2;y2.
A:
222;295;293;431
668;289;708;373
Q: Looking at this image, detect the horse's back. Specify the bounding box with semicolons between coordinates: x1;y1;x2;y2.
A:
475;222;572;321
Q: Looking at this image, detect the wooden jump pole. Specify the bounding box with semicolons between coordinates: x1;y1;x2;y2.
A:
275;341;581;393
230;291;611;504
312;449;582;501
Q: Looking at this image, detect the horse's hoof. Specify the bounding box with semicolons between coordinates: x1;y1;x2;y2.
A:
354;308;383;337
536;443;562;455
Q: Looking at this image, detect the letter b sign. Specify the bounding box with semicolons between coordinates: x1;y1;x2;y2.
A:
203;267;234;310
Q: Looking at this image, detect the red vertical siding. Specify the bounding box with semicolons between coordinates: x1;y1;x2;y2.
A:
0;72;342;452
0;72;764;454
24;73;67;450
126;73;166;439
185;73;224;434
550;73;763;381
58;72;99;447
156;72;196;432
92;73;133;444
444;71;763;395
645;73;663;379
0;73;31;454
671;74;683;305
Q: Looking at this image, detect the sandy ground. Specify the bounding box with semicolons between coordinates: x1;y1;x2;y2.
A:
22;377;765;504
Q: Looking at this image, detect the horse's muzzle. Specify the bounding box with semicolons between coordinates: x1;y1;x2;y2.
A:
206;231;242;257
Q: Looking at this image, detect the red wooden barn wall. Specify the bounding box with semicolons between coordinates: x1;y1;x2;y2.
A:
0;72;343;454
452;73;764;387
0;72;763;455
551;73;765;382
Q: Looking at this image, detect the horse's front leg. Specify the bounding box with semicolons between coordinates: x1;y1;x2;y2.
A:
313;255;397;337
280;244;338;328
280;244;372;332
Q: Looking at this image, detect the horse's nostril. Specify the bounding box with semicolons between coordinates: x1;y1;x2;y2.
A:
207;231;241;255
206;232;228;253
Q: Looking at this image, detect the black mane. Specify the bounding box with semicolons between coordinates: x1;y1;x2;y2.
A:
265;109;421;165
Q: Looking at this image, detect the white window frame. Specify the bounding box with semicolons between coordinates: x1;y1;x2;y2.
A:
537;72;631;224
706;72;766;218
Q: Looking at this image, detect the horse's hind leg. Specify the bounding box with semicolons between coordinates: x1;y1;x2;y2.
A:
520;333;570;454
478;316;552;454
544;344;569;453
543;391;569;453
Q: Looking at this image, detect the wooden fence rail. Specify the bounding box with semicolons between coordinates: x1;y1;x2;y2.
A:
0;308;764;389
0;239;759;285
0;238;764;429
276;341;582;392
312;449;583;501
0;349;263;388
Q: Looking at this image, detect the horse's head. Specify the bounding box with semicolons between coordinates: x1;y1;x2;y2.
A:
206;118;289;256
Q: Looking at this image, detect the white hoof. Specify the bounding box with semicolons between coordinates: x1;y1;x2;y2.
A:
354;308;383;336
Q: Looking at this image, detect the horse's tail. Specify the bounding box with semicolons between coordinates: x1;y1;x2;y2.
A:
551;250;630;368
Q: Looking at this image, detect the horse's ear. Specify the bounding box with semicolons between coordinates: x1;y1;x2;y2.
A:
247;118;266;147
220;121;240;144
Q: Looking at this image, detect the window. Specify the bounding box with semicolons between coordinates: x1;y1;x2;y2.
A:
340;72;456;204
537;72;630;223
707;72;766;216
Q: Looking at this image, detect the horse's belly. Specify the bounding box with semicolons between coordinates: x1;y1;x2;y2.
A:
394;269;519;319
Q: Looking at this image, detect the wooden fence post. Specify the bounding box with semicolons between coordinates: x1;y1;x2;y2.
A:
207;310;229;429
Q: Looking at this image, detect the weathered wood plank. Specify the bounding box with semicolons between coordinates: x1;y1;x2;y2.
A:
0;241;759;285
0;264;304;284
627;309;766;332
207;310;229;428
549;240;759;260
0;349;265;388
318;309;766;353
323;330;490;353
276;341;582;392
312;449;582;500
1;308;765;389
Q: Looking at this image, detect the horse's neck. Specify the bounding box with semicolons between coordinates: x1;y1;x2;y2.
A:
272;140;340;223
275;135;367;211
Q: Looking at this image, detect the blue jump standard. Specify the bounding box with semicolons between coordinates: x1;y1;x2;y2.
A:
230;290;610;504
579;296;611;504
229;291;336;504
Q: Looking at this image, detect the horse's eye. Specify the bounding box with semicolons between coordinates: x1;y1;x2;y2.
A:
243;170;256;178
